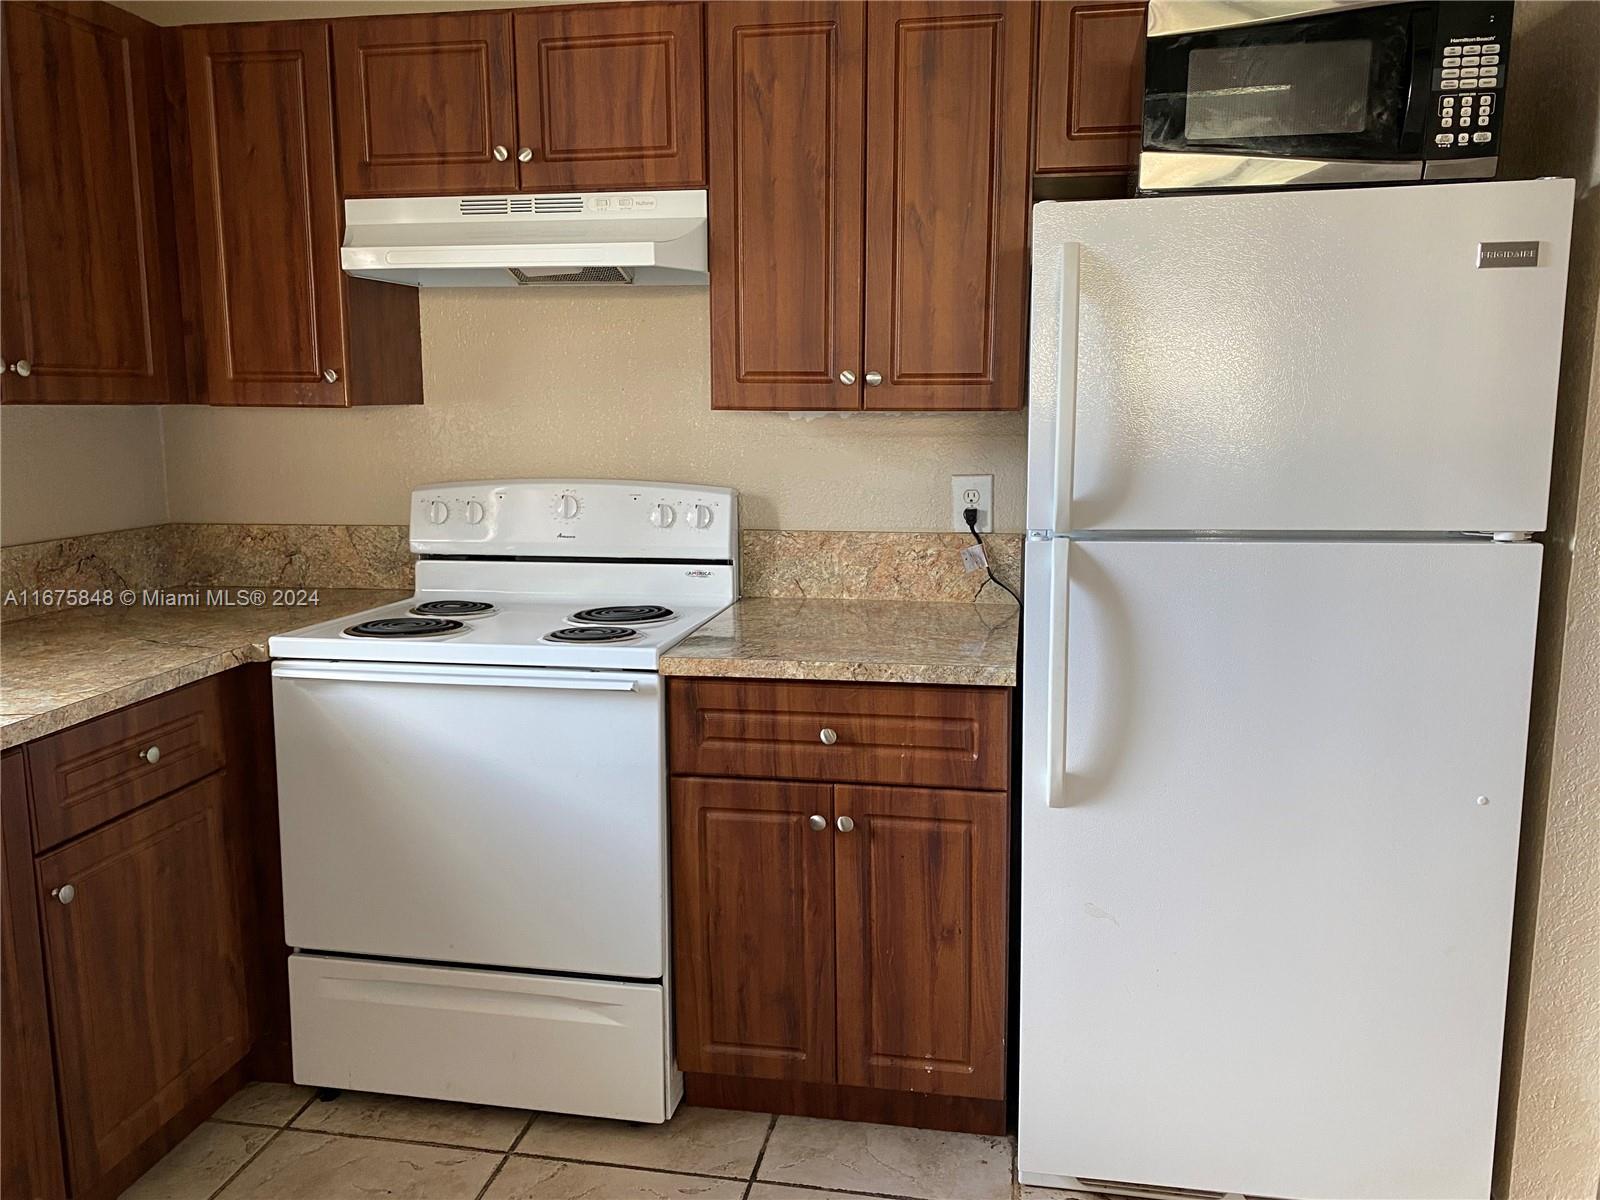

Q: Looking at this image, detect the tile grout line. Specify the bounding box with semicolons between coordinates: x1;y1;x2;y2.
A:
471;1152;513;1200
742;1112;780;1199
203;1087;322;1200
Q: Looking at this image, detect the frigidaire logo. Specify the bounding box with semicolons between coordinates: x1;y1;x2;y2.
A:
1477;241;1540;268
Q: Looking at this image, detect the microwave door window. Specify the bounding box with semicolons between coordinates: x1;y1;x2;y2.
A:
1185;40;1373;140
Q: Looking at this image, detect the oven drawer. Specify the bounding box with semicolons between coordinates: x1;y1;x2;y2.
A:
289;954;674;1122
668;679;1010;791
28;677;226;851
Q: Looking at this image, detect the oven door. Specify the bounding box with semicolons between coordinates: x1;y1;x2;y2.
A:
271;660;665;979
1142;1;1434;189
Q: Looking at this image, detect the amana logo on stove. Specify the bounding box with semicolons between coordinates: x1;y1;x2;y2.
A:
1477;241;1541;268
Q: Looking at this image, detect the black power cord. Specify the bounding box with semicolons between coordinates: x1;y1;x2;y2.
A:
963;506;1022;607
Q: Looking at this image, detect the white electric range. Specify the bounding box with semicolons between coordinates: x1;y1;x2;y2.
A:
268;479;737;1123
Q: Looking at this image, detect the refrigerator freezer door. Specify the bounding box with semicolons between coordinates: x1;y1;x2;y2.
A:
1027;179;1573;534
1018;538;1540;1200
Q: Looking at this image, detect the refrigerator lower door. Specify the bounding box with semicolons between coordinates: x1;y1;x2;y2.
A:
1018;537;1540;1200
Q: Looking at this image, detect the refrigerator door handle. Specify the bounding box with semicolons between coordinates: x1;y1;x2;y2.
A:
1045;540;1070;807
1045;243;1081;535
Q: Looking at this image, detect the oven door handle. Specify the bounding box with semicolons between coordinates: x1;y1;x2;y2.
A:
1399;5;1437;154
271;661;639;691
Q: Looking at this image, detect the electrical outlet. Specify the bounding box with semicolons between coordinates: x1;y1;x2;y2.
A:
951;474;993;533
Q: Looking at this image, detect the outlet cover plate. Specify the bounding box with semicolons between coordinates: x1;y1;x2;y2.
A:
951;474;993;533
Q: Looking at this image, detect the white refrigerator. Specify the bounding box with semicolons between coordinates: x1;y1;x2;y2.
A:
1018;179;1573;1200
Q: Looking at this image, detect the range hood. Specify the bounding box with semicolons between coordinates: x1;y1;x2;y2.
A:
341;190;707;287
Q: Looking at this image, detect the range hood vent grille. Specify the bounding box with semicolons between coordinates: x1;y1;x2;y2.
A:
511;266;633;285
456;195;585;217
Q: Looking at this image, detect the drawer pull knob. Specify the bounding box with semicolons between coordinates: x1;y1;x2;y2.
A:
139;745;161;764
819;727;838;745
808;814;827;831
52;884;76;905
836;815;855;833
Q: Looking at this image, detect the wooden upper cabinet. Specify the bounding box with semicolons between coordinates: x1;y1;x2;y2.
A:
181;22;421;407
833;785;1008;1099
38;777;249;1191
514;3;705;192
671;777;837;1082
333;12;518;196
0;1;183;404
707;2;864;412
862;0;1033;411
1035;1;1148;175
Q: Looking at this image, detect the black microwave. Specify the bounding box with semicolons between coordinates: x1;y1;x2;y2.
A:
1140;0;1514;192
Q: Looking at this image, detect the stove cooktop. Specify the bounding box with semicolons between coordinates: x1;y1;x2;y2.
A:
272;591;727;670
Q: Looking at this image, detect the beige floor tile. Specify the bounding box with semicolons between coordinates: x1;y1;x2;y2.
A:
120;1122;273;1200
216;1130;499;1200
515;1106;770;1178
210;1082;316;1127
1018;1189;1108;1200
291;1089;531;1150
484;1157;747;1200
747;1186;873;1200
757;1117;1013;1200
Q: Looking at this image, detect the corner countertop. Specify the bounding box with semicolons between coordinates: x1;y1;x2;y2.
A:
0;590;406;750
659;598;1020;688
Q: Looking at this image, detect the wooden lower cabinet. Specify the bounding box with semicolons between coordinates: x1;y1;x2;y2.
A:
670;679;1013;1130
671;778;836;1082
38;776;250;1190
2;668;280;1199
834;785;1008;1099
2;750;66;1200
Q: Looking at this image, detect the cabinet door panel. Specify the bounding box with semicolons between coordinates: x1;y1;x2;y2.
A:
514;3;704;192
39;776;249;1190
707;1;864;411
671;777;836;1081
183;22;348;407
834;785;1008;1098
1;1;181;404
862;1;1032;411
1035;2;1146;175
2;751;66;1200
333;12;517;196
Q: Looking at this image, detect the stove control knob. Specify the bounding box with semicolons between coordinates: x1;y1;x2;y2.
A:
555;493;580;520
463;500;486;525
426;500;450;525
687;503;714;530
650;502;676;528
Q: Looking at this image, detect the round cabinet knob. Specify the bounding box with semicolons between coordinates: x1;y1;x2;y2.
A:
837;370;856;386
650;503;676;528
556;493;580;520
864;371;883;386
52;884;76;905
427;499;450;525
9;359;31;377
463;500;486;525
808;814;827;831
836;815;855;833
493;144;509;161
819;727;838;745
138;744;161;764
322;367;338;383
517;147;534;163
688;504;714;530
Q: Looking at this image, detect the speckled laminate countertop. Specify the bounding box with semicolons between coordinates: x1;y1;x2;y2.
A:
659;598;1019;687
0;591;406;750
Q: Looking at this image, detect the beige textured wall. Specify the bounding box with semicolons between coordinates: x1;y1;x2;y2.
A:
1496;4;1600;1198
161;289;1031;531
0;407;169;546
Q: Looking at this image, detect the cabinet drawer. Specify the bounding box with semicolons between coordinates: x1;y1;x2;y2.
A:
668;679;1010;791
27;678;225;851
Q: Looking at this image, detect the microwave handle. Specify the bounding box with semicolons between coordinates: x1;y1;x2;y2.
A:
1399;6;1437;154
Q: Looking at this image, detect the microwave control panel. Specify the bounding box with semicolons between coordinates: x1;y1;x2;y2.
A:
1425;1;1513;166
